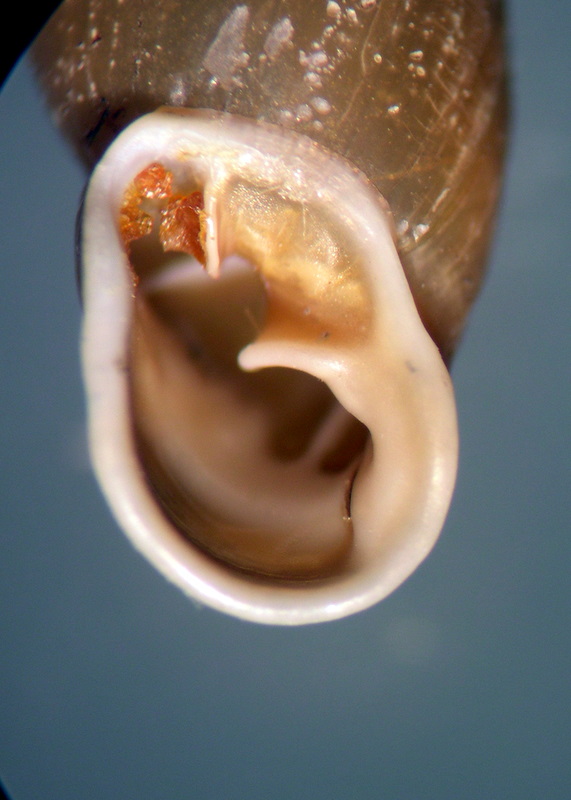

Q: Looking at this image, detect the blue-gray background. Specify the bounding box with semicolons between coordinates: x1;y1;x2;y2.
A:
1;1;569;797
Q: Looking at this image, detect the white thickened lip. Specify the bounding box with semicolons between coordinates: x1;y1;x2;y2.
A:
81;108;458;625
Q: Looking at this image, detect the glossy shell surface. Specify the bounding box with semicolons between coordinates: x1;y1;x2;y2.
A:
33;0;507;359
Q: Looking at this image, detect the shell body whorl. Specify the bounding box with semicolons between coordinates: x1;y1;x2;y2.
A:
32;0;508;623
33;0;507;358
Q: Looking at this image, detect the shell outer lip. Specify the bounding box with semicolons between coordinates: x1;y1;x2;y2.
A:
81;108;458;625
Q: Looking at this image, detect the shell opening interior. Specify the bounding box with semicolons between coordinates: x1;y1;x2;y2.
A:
124;161;372;580
82;110;460;618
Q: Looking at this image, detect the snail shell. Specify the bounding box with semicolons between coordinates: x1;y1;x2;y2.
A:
32;0;507;624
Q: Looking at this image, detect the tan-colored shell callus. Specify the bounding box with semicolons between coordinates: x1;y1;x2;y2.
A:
32;0;507;624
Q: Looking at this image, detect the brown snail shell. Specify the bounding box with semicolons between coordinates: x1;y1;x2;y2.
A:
31;0;508;623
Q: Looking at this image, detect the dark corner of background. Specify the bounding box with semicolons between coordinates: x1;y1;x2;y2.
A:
1;0;61;88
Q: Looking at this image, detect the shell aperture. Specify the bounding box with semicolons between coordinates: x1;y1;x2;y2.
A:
81;109;457;623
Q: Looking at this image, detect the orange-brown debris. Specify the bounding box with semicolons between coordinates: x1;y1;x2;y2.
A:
119;199;153;245
119;164;206;264
119;163;174;246
159;192;206;265
133;162;173;199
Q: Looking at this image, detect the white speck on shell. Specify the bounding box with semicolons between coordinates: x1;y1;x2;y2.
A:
263;16;294;61
295;103;313;122
203;5;250;90
169;75;186;105
311;96;332;115
304;71;323;88
346;8;359;25
300;50;328;69
326;1;342;20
